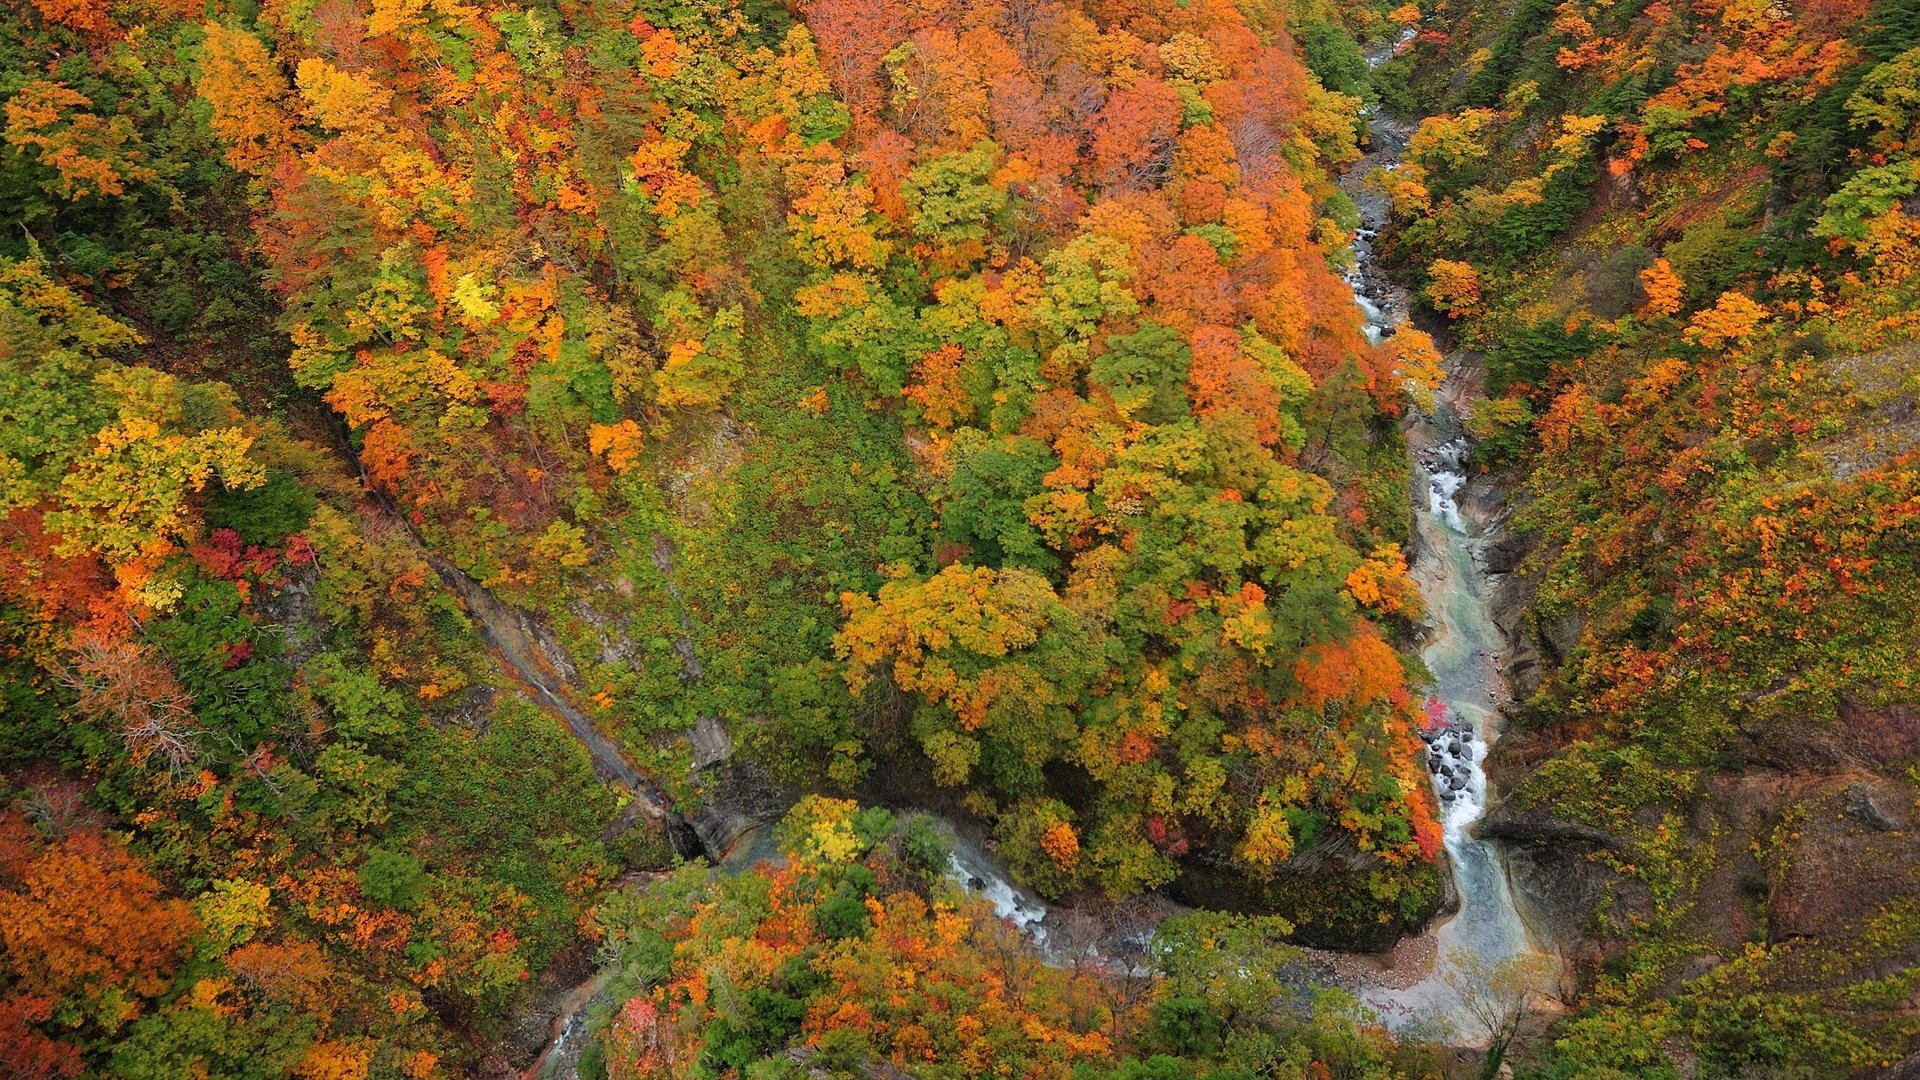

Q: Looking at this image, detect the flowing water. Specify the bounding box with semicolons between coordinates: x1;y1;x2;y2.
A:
713;31;1553;1039
1338;32;1548;1040
949;840;1051;947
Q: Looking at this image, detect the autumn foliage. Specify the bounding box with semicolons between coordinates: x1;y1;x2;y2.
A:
1375;0;1920;1070
0;0;1453;1063
594;799;1429;1080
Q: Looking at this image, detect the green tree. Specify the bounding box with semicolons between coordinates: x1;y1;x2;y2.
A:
903;140;1009;248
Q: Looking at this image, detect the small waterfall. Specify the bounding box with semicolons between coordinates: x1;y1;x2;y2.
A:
947;839;1050;948
558;33;1554;1053
1361;399;1539;1039
932;31;1557;1036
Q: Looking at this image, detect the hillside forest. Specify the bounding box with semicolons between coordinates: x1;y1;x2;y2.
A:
0;0;1918;1071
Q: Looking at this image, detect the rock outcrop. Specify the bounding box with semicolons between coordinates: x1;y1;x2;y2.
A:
1169;838;1452;953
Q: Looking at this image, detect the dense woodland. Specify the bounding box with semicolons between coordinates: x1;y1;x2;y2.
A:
0;0;1918;1069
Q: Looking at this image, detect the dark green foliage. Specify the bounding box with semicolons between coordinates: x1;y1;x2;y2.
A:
1461;0;1559;107
0;637;70;769
739;660;864;789
109;1005;316;1080
650;368;930;789
1280;807;1326;852
1090;323;1193;426
204;471;318;546
1112;1059;1197;1080
812;859;879;939
1662;215;1762;306
1485;318;1607;394
850;806;896;849
1148;997;1223;1058
146;575;287;746
1492;157;1594;258
939;435;1058;572
1301;22;1368;97
1371;55;1418;117
1585;245;1654;320
1859;0;1920;59
901;814;950;874
812;888;871;939
1464;395;1535;466
402;700;616;870
610;818;678;870
698;967;818;1077
0;21;284;382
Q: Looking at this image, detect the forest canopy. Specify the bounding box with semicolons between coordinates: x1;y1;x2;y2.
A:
0;0;1453;1068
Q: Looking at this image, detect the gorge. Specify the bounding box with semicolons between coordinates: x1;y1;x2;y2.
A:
1341;39;1550;1036
3;0;1920;1076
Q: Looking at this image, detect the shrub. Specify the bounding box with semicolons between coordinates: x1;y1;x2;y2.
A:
358;848;426;909
1300;23;1368;97
1585;245;1655;319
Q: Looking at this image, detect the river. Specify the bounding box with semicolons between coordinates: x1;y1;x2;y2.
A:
1337;31;1551;1040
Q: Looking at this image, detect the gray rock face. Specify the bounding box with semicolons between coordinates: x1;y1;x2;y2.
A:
676;711;785;862
689;714;733;771
1740;697;1920;773
686;753;787;860
1476;802;1630;851
1475;800;1621;966
1540;613;1586;670
649;533;706;685
1845;783;1902;832
683;714;788;861
645;532;787;859
1482;527;1535;578
1167;829;1452;953
1764;775;1920;942
1485;560;1545;701
1889;1052;1920;1080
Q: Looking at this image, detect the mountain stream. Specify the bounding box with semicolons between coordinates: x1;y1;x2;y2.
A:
1337;32;1552;1040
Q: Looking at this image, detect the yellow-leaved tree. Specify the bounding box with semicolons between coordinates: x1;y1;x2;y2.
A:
47;368;265;609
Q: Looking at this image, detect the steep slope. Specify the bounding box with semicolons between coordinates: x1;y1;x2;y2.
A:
197;0;1450;919
1371;1;1920;1074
